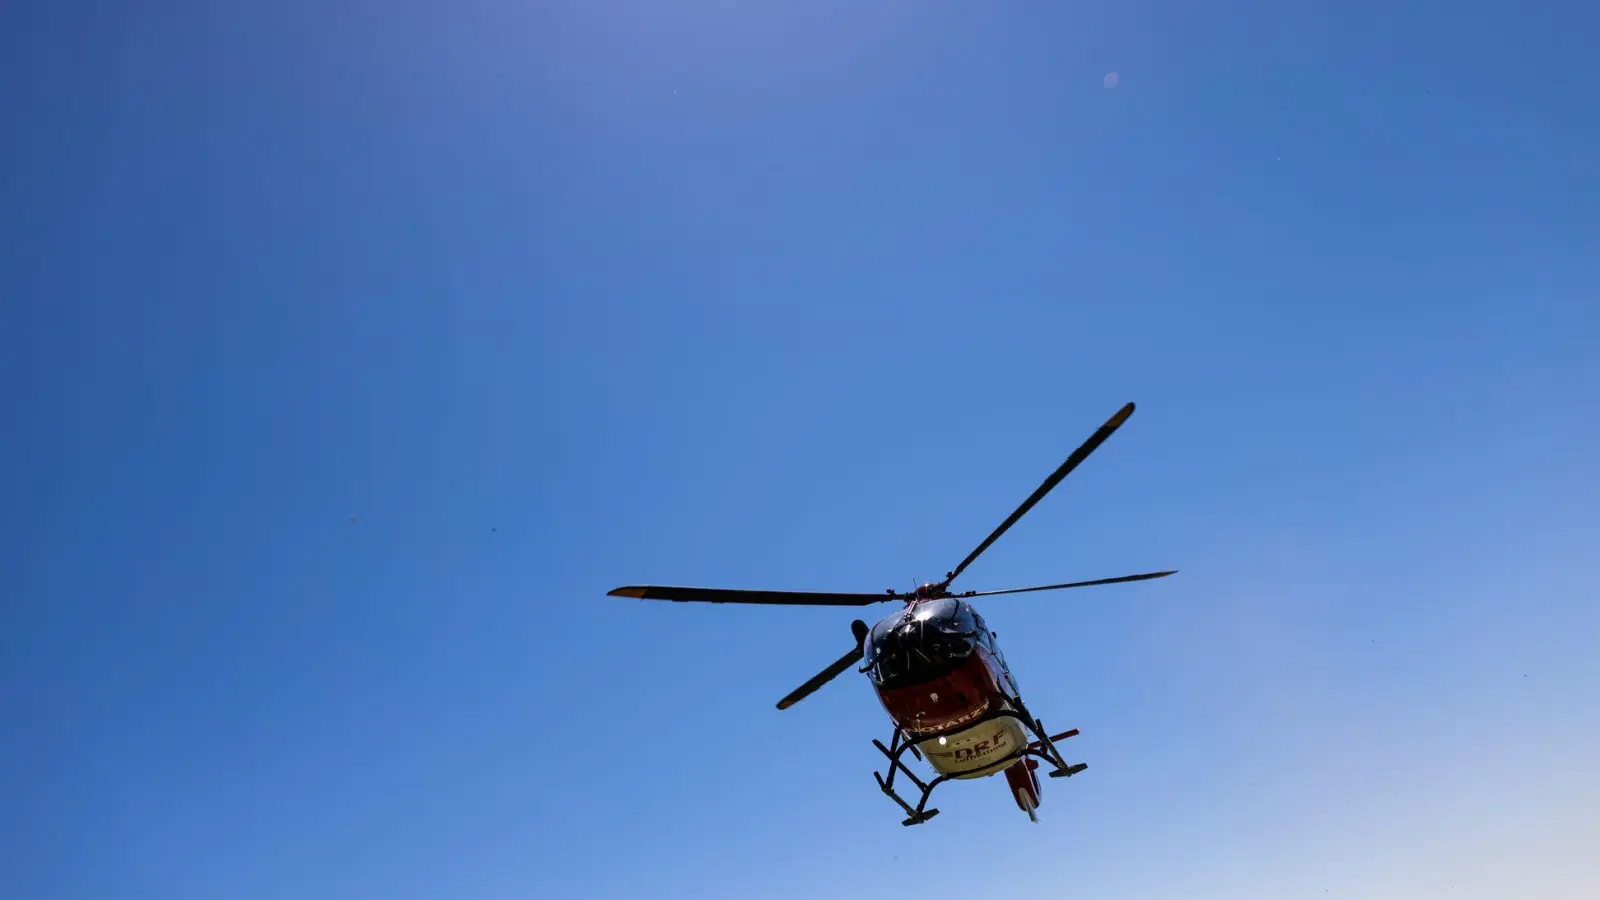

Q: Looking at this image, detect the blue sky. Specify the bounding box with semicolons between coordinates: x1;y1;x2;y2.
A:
5;2;1598;898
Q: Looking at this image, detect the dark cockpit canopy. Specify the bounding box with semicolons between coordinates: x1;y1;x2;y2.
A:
862;598;982;688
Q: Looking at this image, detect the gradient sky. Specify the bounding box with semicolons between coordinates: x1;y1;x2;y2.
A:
5;2;1599;899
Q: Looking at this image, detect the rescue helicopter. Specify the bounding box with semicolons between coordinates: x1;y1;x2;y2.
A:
607;402;1175;826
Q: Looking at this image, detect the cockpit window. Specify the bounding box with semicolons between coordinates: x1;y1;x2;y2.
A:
862;600;978;688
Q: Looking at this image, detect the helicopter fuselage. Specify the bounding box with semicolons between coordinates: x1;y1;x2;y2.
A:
863;596;1030;780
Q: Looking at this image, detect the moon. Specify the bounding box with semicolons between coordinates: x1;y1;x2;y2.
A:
1104;72;1120;88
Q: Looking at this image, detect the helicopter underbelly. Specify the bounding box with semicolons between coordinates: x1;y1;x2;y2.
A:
915;716;1028;780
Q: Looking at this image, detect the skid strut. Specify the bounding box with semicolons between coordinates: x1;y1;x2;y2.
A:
869;706;1088;826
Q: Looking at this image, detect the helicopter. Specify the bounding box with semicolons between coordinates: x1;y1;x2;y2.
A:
607;402;1175;826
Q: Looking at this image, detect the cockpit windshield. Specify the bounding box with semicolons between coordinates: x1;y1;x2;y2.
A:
862;599;979;688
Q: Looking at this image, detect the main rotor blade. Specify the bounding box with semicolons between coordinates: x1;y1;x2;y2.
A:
777;620;871;710
608;585;891;606
945;402;1137;586
776;646;863;709
960;569;1177;598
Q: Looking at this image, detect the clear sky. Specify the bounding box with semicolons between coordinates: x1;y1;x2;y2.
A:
5;2;1598;898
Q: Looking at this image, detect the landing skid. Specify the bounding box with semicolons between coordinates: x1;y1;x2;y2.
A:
870;702;1087;826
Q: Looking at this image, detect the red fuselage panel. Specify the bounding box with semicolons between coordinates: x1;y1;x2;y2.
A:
873;648;1012;737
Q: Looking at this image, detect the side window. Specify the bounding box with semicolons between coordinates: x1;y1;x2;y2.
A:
972;613;995;651
993;637;1019;692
